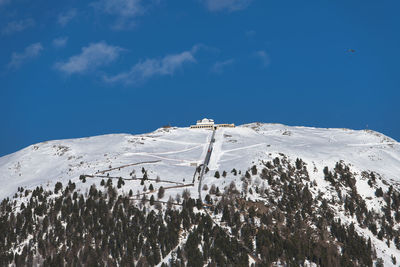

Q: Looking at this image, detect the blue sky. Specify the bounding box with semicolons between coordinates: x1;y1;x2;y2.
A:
1;0;399;156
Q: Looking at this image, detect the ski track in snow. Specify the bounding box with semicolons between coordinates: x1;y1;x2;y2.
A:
207;128;225;170
222;143;267;154
135;144;203;155
148;138;204;146
347;142;397;147
199;130;213;164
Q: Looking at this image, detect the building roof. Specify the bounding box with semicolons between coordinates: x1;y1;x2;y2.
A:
196;118;214;125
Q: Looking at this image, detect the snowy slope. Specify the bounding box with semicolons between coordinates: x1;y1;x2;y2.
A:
1;123;399;201
1;123;400;265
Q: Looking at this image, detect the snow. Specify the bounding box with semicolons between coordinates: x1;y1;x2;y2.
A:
1;123;399;204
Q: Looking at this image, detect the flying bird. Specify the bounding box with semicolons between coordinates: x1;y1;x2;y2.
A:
346;49;356;53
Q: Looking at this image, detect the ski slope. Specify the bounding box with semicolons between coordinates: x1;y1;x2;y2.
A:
0;123;399;200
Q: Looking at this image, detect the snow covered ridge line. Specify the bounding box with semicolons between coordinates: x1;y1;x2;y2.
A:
241;122;398;143
0;122;399;202
1;122;398;157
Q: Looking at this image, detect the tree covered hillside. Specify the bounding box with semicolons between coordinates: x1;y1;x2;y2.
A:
2;155;397;266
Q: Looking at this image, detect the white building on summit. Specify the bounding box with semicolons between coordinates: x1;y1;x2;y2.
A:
190;118;235;129
196;118;214;126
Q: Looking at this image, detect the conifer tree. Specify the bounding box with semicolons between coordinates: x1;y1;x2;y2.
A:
231;168;237;175
158;187;165;199
251;165;257;175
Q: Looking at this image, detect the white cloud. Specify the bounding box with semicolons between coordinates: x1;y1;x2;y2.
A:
202;0;252;12
54;42;124;75
52;37;68;48
58;8;77;26
211;59;234;74
104;49;196;85
254;50;270;67
2;18;35;35
191;43;219;54
91;0;162;29
93;0;144;17
91;0;147;29
8;42;43;69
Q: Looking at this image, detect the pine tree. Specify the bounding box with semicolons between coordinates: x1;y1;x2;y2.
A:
209;184;216;194
251;165;257;175
375;187;383;197
376;258;384;267
117;178;125;189
54;182;63;194
158;187;165;199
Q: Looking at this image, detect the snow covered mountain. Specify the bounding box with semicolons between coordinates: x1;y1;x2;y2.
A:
1;123;400;266
2;123;398;201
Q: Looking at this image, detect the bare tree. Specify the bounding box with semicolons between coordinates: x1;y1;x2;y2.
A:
182;189;191;200
155;202;162;212
167;196;174;210
260;182;266;197
175;193;181;204
141;194;147;206
241;180;248;196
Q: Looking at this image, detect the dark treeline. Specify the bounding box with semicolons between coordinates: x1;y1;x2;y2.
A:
0;181;248;266
203;158;376;267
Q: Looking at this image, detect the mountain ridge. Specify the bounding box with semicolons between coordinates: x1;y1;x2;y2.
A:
1;122;399;200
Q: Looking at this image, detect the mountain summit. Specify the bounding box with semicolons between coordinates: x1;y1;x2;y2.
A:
1;123;399;266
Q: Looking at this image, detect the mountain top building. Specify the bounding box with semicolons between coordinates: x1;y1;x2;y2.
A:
190;118;235;129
